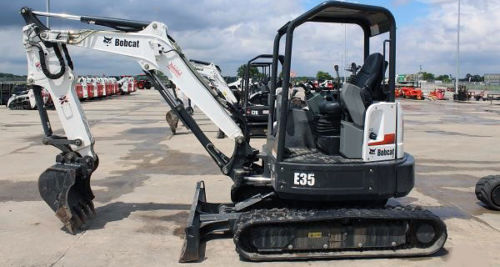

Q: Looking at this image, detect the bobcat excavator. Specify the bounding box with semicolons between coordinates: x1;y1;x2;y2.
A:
189;59;238;105
241;54;284;137
20;1;446;263
178;59;239;138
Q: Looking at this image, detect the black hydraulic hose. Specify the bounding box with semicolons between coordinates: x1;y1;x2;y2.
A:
145;70;230;169
61;44;73;70
38;43;66;79
32;85;53;136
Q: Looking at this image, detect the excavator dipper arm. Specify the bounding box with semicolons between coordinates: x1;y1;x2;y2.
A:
21;7;257;234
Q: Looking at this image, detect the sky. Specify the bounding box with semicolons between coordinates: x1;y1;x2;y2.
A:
0;0;498;78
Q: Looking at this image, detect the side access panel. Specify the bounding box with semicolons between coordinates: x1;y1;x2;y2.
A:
272;154;415;201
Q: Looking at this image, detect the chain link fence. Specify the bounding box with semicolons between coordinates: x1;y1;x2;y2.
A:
420;81;500;94
0;81;26;105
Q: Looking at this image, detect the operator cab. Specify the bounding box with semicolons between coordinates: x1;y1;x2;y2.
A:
264;1;413;202
247;62;271;105
241;54;284;137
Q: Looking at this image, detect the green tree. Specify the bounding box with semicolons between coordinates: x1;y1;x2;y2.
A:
0;72;27;82
237;64;259;79
295;76;314;82
472;75;483;82
436;74;450;82
421;72;435;81
316;71;333;81
460;74;483;82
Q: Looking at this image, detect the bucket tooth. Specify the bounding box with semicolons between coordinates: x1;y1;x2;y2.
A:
73;204;87;224
79;200;92;217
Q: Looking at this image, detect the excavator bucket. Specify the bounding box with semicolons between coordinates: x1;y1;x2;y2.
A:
38;164;95;234
165;110;179;134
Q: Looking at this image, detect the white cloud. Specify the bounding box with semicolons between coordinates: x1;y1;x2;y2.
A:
0;0;498;78
0;27;28;74
396;0;500;75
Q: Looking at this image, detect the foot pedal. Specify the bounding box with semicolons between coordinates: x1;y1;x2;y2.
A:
38;164;95;234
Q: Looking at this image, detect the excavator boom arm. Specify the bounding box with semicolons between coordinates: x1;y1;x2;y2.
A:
23;8;244;145
21;7;256;233
190;60;238;105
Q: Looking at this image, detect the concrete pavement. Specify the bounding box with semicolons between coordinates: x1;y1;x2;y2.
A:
1;90;499;266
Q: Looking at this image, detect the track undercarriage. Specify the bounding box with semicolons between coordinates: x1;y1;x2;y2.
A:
180;181;447;262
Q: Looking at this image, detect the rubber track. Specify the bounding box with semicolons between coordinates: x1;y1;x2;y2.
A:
8;102;28;110
233;206;447;261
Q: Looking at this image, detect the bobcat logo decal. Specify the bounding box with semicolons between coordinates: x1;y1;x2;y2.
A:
103;36;112;46
59;95;69;105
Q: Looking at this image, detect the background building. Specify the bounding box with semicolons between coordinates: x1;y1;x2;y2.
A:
484;73;500;85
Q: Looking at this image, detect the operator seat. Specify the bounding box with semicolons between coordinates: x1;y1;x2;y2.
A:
339;53;386;158
341;53;385;127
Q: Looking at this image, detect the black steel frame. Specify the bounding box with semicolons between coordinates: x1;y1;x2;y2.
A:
242;54;284;108
269;0;397;162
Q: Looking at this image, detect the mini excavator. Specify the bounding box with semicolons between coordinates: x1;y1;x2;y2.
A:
241;54;284;137
165;59;239;135
20;1;446;262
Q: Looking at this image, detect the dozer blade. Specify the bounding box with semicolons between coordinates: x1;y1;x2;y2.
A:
179;181;206;263
179;181;237;263
38;164;95;234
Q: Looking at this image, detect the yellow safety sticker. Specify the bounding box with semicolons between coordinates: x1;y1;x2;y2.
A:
308;232;322;238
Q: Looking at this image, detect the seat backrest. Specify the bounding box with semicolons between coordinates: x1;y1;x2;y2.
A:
341;53;385;127
351;53;385;93
340;83;365;127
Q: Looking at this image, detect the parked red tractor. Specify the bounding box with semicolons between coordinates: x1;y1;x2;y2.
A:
428;88;446;100
399;86;424;100
135;74;152;89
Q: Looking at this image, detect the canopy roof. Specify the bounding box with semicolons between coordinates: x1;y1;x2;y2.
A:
285;1;395;36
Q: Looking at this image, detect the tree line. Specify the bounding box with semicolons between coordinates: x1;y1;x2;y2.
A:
0;73;27;82
420;72;484;82
236;64;487;83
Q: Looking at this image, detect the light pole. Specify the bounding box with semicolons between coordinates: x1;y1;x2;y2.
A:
46;0;50;27
344;24;347;82
455;0;460;93
418;65;422;87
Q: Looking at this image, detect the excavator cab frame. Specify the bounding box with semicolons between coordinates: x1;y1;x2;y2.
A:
241;54;284;137
263;1;408;202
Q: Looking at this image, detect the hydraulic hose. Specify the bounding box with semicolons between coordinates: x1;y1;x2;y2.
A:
38;42;73;79
38;43;65;79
